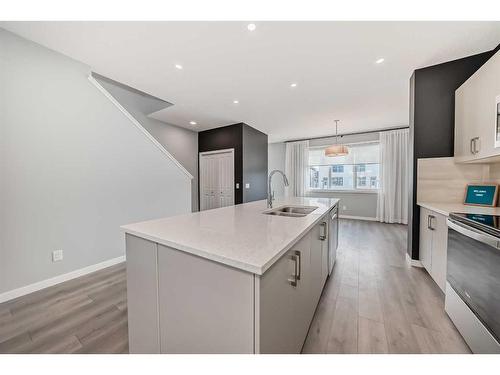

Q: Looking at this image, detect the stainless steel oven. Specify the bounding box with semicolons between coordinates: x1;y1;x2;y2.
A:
446;213;500;353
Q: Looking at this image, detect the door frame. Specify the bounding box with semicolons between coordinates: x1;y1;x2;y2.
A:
199;148;235;211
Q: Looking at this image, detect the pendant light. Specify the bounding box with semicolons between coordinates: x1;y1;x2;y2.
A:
325;120;349;157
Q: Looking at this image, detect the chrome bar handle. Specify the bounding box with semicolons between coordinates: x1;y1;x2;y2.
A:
447;218;500;249
470;138;475;155
474;137;480;154
289;254;298;287
428;215;436;230
295;250;301;281
319;222;327;240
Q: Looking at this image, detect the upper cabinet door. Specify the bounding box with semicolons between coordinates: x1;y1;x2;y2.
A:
455;50;500;163
455;86;475;162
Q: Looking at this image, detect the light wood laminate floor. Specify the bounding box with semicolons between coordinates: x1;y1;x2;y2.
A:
302;220;470;354
0;220;470;354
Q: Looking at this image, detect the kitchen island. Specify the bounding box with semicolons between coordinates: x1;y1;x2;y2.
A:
121;197;339;354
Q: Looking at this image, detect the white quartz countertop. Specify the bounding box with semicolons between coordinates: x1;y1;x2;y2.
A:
121;197;339;275
418;201;500;217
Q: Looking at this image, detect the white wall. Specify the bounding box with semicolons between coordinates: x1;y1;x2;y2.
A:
268;142;286;198
95;76;199;211
0;29;191;294
268;131;379;219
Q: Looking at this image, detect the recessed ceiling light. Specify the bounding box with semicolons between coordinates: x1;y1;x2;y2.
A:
233;100;239;104
175;64;183;70
189;121;197;125
290;83;298;88
247;23;256;31
375;58;385;64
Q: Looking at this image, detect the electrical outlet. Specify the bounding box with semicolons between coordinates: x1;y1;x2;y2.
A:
245;183;250;189
342;205;347;210
52;249;63;262
236;183;240;189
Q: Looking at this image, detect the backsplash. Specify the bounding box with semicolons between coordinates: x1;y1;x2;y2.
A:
489;163;500;185
417;157;494;204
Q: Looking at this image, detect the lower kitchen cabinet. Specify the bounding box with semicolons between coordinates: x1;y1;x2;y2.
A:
126;209;334;354
310;218;329;310
259;219;328;353
259;231;311;353
419;207;448;291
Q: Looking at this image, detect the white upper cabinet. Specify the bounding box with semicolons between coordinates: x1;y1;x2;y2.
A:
455;50;500;163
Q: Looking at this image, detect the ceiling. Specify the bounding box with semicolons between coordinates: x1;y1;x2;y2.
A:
2;21;500;142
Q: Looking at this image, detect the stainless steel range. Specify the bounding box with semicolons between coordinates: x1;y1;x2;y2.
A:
446;213;500;353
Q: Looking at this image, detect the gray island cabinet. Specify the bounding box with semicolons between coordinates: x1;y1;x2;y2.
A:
122;197;338;353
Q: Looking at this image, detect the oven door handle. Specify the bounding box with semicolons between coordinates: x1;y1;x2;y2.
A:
447;218;500;249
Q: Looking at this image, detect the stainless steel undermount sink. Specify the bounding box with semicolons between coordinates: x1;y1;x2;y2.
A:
263;205;318;217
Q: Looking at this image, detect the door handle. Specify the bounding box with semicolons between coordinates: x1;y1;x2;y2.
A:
447;218;500;249
428;215;436;230
319;222;327;240
288;254;298;287
295;250;301;280
470;137;480;154
474;137;480;154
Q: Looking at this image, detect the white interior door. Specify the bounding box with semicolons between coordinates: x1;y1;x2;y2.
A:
200;149;234;211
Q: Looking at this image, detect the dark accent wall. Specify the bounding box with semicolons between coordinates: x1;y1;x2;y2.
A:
242;125;268;203
408;46;499;260
198;123;268;206
198;123;243;204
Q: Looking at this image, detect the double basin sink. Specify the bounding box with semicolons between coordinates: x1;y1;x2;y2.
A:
263;205;318;218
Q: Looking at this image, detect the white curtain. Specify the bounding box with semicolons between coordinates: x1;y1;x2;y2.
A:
285;140;309;197
377;129;409;224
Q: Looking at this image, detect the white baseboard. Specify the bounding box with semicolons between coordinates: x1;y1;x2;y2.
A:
339;215;378;222
406;253;423;268
0;256;126;304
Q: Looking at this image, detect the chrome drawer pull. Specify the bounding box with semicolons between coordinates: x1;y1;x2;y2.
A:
289;254;298;287
319;222;327;240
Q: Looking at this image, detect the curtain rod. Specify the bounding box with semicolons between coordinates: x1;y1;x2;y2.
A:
284;125;409;143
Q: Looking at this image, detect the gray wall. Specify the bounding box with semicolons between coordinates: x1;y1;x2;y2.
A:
96;77;199;211
268;131;379;219
242;124;268;203
304;191;377;218
0;29;191;294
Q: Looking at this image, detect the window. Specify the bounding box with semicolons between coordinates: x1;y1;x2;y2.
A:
357;176;367;187
332;177;343;186
356;164;366;173
308;142;380;191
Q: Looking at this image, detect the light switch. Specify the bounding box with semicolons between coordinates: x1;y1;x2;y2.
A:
245;183;250;189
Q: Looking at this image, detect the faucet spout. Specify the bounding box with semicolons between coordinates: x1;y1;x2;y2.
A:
268;170;289;208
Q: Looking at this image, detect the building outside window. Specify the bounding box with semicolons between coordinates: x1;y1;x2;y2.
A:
308;142;380;191
356;164;366;173
331;177;344;186
332;165;344;173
